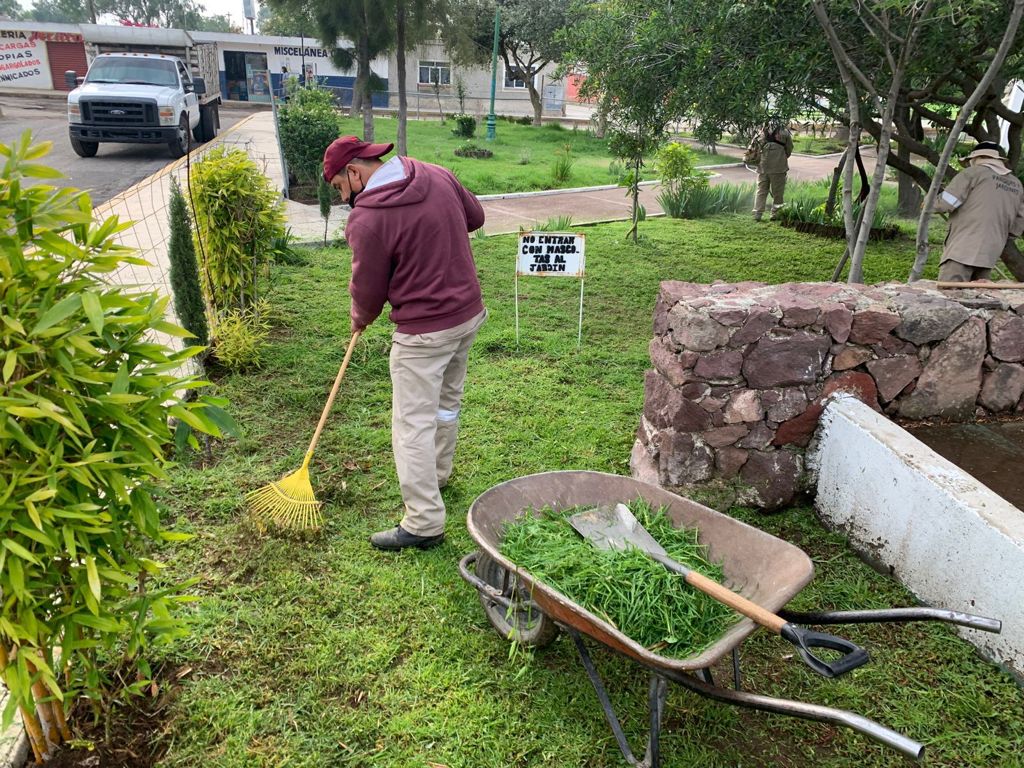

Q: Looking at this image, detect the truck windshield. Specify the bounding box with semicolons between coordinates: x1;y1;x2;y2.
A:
85;58;178;87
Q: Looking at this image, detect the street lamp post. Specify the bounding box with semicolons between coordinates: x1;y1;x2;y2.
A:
485;6;500;141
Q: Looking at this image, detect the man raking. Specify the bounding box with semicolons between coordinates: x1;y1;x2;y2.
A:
323;135;487;551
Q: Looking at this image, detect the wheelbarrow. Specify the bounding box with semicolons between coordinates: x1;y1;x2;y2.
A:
458;471;1003;766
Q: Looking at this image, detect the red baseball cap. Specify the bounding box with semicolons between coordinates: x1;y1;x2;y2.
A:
323;136;394;182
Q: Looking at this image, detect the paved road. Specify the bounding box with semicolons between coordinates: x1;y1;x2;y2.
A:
0;99;246;205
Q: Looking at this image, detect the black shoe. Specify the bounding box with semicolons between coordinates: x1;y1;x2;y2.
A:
369;525;445;551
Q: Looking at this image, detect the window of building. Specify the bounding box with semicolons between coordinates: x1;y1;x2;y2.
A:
418;60;451;86
503;64;535;89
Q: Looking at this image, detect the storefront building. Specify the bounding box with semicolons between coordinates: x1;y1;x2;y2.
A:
0;21;87;91
191;31;388;106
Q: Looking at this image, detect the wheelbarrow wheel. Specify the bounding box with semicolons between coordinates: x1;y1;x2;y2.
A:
476;552;559;648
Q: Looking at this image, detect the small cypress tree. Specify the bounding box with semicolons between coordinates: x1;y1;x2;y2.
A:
167;177;209;346
318;173;332;247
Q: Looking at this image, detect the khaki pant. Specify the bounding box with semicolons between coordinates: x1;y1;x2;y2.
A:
938;260;992;282
754;172;788;219
390;309;486;537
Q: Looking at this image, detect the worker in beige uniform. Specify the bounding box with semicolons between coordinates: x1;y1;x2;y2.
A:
934;141;1024;282
751;121;794;221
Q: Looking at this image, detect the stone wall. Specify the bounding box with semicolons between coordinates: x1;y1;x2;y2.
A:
631;281;1024;509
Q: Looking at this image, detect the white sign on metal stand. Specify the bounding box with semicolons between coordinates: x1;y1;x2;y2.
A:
514;231;586;348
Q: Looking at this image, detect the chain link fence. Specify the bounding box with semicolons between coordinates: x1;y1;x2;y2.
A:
92;116;285;359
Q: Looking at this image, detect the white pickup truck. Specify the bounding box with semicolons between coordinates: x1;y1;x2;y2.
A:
66;28;222;159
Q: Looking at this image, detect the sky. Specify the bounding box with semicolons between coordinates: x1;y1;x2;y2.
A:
15;0;260;32
198;0;256;31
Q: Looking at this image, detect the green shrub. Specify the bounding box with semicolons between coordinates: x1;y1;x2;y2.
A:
658;183;753;219
773;180;896;230
0;132;232;756
608;159;627;184
167;178;209;347
268;228;305;266
211;299;272;370
656;141;710;196
190;147;285;315
454;142;492;159
287;85;336;111
551;144;575;185
452;113;476;139
278;91;340;187
535;215;575;231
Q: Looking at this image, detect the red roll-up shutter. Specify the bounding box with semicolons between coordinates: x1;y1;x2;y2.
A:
47;41;88;91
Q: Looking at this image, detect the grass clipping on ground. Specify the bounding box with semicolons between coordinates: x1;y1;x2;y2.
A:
501;498;738;658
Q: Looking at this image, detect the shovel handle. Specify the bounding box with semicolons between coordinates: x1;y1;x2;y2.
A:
659;558;870;678
683;570;787;633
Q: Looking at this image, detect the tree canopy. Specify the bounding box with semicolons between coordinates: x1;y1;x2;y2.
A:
446;0;570;125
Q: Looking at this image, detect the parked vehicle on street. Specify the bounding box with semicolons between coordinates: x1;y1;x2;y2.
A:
66;27;222;159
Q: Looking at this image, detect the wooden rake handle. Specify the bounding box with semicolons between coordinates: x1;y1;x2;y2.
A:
304;331;361;462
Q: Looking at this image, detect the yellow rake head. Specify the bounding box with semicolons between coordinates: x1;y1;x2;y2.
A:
246;460;324;530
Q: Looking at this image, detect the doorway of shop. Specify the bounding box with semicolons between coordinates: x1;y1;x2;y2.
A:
224;50;272;103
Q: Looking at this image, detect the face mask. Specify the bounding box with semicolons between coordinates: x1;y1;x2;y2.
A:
347;169;362;208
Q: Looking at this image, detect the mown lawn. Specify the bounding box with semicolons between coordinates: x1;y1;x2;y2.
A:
145;216;1024;768
333;115;723;195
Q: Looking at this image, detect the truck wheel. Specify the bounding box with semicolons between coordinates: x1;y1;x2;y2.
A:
192;125;204;143
168;116;189;159
199;105;218;142
70;137;98;158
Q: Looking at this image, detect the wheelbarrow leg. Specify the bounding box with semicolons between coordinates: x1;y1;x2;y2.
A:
732;648;742;691
641;675;668;768
569;629;666;768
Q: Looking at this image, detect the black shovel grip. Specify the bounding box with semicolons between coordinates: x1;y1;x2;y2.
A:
780;623;870;678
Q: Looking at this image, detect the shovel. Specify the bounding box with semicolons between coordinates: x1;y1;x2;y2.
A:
569;504;869;678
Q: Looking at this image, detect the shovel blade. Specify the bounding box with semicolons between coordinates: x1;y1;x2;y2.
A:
568;503;668;558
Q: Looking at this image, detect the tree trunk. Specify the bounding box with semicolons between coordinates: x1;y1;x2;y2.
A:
825;149;847;218
812;1;860;276
595;94;610;139
527;80;543;126
813;0;932;283
627;153;641;243
351;61;365;117
911;0;1024;281
359;30;374;141
396;1;407;156
896;140;922;218
1002;238;1024;280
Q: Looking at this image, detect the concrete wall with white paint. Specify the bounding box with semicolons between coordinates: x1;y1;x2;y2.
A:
810;394;1024;681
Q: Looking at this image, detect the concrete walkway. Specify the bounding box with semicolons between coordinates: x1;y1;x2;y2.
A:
95;111;868;257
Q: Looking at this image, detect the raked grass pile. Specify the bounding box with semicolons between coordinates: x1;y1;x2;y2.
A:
501;499;737;657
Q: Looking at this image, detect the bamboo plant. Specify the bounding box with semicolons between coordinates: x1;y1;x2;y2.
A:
0;132;234;762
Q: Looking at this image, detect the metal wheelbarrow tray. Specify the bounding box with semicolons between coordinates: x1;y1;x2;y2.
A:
458;471;1002;766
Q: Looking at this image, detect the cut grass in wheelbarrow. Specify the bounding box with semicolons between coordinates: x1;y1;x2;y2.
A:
500;499;739;658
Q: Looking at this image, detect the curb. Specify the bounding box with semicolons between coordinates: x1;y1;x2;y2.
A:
475;179;661;202
473;166;742;203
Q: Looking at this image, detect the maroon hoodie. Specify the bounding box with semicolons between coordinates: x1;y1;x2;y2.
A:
344;157;485;334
